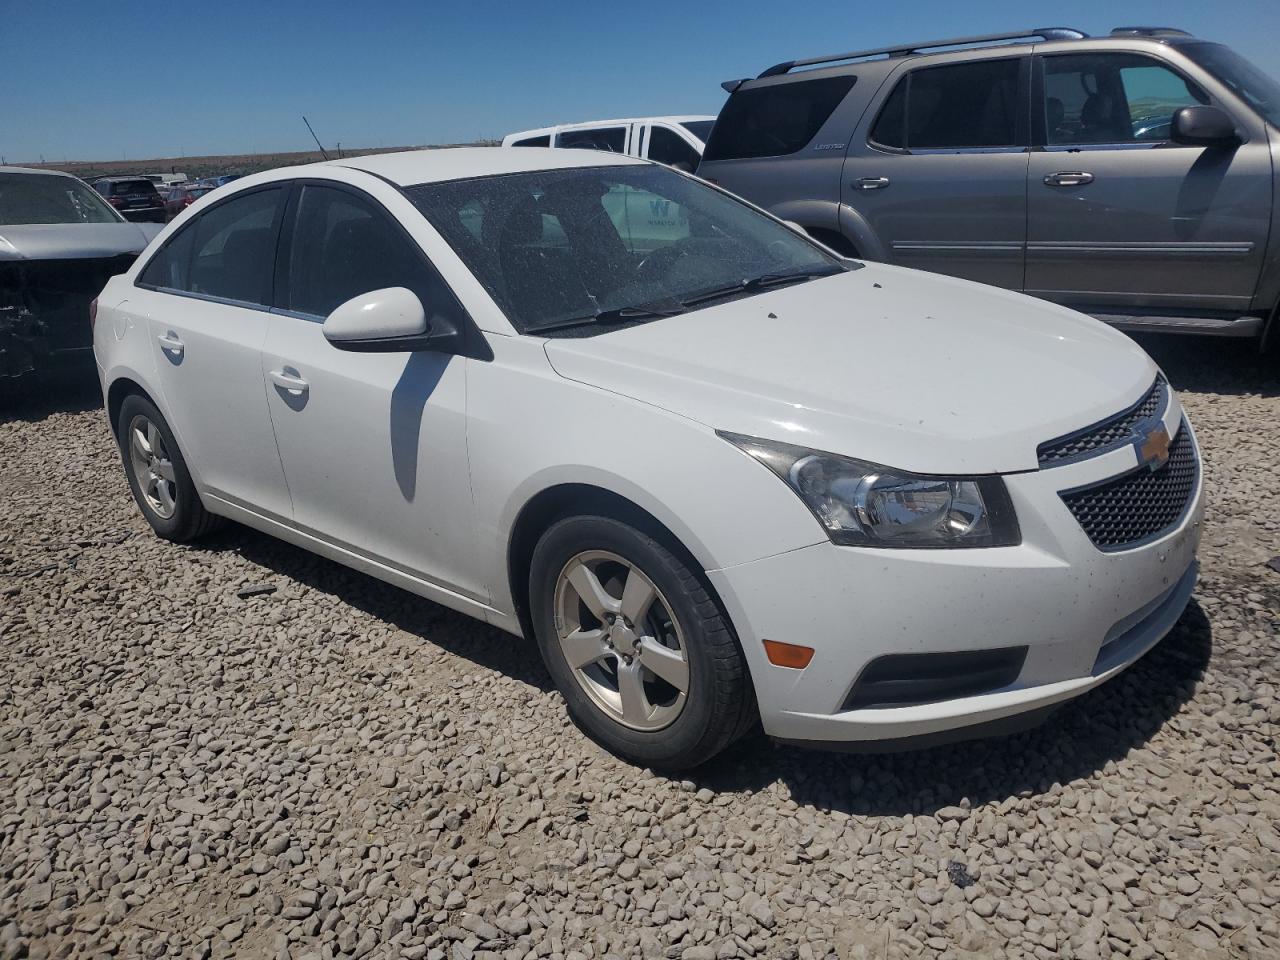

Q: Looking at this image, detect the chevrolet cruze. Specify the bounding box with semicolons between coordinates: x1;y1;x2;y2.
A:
93;149;1204;768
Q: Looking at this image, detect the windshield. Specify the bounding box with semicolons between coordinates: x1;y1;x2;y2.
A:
679;120;715;143
1182;42;1280;127
0;172;123;225
408;164;842;335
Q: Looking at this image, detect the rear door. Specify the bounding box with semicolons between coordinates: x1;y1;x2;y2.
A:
842;55;1031;289
133;185;292;517
1025;51;1272;312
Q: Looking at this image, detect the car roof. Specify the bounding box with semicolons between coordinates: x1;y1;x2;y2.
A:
0;165;78;179
313;146;646;187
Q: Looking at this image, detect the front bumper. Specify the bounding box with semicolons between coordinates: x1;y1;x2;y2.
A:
709;399;1204;745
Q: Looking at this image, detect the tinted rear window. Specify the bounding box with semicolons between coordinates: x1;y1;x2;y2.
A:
870;60;1021;150
512;135;551;147
108;179;159;196
702;75;857;161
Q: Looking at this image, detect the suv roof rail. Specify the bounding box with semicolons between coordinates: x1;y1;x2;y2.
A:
756;27;1088;78
1110;26;1194;38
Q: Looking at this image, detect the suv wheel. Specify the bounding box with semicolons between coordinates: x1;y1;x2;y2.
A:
117;394;222;542
529;514;754;769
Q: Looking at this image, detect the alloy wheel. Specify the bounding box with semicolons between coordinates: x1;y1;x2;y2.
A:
127;415;177;520
553;550;690;731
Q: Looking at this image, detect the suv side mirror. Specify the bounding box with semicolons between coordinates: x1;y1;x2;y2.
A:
323;287;437;353
1171;106;1240;147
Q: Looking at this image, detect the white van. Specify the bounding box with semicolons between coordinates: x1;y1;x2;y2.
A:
502;116;715;171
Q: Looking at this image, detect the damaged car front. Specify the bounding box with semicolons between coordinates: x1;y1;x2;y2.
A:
1;167;160;388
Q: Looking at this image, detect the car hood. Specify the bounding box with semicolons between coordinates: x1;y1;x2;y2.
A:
0;222;160;262
543;265;1158;475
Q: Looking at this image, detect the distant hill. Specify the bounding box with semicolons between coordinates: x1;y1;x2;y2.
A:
21;142;499;182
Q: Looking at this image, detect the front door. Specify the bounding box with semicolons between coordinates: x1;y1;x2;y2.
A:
1026;51;1272;312
842;56;1030;289
134;185;292;518
261;181;485;599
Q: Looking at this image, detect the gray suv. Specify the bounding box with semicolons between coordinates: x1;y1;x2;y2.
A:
698;27;1280;345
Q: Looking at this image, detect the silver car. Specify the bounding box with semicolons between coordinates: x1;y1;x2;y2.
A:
698;27;1280;346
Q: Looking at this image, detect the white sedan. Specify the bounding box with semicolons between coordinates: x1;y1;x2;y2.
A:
93;148;1203;768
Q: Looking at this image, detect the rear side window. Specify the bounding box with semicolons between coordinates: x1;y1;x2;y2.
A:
556;127;626;153
870;59;1021;151
139;187;283;305
512;135;550;147
646;126;701;169
701;75;857;161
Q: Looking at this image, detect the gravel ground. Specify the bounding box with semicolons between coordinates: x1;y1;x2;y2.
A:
1;337;1278;960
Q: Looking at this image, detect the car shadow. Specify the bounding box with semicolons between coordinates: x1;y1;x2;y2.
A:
1132;333;1278;398
687;600;1213;815
0;374;103;424
202;521;1211;814
199;523;556;694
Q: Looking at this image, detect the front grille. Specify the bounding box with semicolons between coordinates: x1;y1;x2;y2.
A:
1038;375;1167;467
1060;421;1198;551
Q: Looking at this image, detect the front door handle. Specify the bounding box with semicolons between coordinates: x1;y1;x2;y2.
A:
853;176;890;190
268;368;309;395
156;331;184;357
1043;171;1095;187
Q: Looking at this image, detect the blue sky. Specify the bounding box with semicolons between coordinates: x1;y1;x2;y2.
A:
1;0;1277;163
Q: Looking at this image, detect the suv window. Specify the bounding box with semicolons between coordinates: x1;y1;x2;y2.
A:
1042;53;1209;145
871;59;1021;151
646;125;700;169
107;179;159;197
512;135;550;147
283;184;446;319
555;127;626;153
702;75;856;161
139;187;283;305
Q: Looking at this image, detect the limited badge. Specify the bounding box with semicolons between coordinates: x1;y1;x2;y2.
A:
1134;422;1171;471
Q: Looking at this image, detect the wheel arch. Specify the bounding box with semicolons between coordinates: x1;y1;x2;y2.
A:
105;375;159;441
505;483;733;649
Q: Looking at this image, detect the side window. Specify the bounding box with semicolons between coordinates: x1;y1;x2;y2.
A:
512;135;551;147
701;75;857;161
646;126;701;170
872;59;1021;151
283;185;442;319
1043;54;1208;145
139;187;282;304
555;127;627;153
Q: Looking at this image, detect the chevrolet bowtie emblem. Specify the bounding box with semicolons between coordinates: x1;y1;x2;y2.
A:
1135;423;1171;471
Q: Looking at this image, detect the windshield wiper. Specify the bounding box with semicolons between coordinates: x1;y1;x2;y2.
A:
527;298;685;334
679;267;843;309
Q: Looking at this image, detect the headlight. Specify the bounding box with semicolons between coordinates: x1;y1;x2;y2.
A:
720;432;1020;548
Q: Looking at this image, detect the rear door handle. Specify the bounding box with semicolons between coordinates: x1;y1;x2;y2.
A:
853;176;890;190
1043;171;1095;187
156;331;184;357
268;368;309;394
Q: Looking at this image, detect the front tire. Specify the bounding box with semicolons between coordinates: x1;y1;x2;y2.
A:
116;394;222;542
529;514;754;769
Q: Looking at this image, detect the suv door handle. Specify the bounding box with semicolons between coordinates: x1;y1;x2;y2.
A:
853;177;890;190
156;331;184;357
268;368;309;395
1043;171;1095;187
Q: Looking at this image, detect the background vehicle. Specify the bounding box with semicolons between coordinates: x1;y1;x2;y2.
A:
143;173;188;189
1;167;159;384
504;116;715;171
699;27;1280;345
91;177;167;223
162;183;215;221
95;149;1201;768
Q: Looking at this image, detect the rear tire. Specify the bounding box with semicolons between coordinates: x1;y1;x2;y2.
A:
529;514;755;769
116;394;222;542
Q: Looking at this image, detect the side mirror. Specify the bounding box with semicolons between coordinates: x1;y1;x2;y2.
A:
323;287;433;353
1171;106;1240;147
